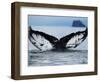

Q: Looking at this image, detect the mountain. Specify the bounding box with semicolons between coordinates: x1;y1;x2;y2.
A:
72;20;86;27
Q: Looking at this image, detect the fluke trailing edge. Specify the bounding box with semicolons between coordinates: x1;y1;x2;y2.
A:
28;26;88;51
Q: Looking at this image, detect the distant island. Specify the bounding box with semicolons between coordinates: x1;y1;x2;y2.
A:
72;20;86;27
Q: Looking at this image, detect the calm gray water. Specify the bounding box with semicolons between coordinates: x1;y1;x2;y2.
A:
28;49;88;66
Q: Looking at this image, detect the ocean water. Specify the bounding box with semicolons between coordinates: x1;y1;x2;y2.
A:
28;26;88;66
28;50;88;66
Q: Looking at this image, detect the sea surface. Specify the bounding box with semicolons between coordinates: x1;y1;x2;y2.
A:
28;49;88;66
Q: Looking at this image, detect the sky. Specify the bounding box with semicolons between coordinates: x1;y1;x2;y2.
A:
28;15;88;27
